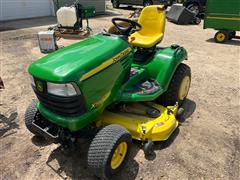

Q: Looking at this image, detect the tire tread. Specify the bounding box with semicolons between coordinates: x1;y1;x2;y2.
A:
88;124;131;179
157;63;191;106
25;100;40;135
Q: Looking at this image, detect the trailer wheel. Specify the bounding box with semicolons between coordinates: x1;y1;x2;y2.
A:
157;63;191;106
228;31;236;40
88;125;132;179
25;100;41;136
214;31;228;43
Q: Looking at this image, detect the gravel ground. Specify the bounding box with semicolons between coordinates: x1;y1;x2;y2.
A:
0;5;239;180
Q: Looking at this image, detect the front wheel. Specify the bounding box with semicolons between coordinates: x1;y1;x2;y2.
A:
157;63;191;106
228;31;236;40
25;100;41;136
88;125;132;179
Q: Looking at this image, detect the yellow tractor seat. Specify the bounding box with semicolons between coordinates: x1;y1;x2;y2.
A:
129;5;166;48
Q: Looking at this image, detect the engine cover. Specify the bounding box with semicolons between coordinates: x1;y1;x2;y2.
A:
57;6;78;27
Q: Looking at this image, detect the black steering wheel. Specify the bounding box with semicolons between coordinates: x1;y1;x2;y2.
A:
112;18;142;36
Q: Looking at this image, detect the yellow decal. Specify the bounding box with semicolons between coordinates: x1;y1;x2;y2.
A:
91;92;111;109
80;47;132;81
206;16;240;21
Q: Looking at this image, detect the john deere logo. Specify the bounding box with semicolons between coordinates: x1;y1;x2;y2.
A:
36;81;43;92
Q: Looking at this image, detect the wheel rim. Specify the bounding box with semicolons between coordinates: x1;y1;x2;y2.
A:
111;142;127;170
178;76;190;100
216;33;225;42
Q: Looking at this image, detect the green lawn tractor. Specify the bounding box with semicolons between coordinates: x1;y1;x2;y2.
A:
25;5;191;179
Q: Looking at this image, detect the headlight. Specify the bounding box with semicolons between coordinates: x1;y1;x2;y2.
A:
30;76;35;86
47;82;77;96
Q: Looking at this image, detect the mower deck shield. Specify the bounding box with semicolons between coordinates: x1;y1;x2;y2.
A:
96;103;178;141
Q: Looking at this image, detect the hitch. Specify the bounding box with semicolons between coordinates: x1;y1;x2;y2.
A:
32;117;59;143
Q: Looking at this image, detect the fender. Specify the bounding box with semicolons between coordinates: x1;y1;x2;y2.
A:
145;46;188;92
119;46;188;102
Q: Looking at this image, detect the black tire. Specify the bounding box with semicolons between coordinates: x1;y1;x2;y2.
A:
214;31;228;43
143;0;153;7
88;124;132;179
25;100;41;136
112;0;119;8
187;3;200;15
194;17;201;25
157;63;191;106
228;31;236;40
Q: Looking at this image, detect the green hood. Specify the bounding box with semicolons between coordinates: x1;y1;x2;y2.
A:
29;34;129;82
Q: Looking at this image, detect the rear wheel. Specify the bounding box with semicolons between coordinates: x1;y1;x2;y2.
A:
88;125;132;179
112;0;120;8
143;0;153;7
214;31;228;43
25;100;41;136
157;63;191;106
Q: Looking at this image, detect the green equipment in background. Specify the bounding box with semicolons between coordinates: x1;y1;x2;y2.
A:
82;6;96;18
204;0;240;43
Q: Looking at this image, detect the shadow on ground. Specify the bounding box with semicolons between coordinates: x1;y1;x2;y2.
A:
206;38;240;46
31;136;52;147
0;112;19;138
44;138;139;180
146;98;196;160
32;99;196;179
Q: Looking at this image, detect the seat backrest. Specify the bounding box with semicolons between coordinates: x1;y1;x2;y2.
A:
138;5;166;36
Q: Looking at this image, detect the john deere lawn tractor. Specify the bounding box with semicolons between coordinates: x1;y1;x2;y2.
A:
25;5;191;178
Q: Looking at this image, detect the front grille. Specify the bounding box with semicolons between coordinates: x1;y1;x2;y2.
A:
32;81;86;116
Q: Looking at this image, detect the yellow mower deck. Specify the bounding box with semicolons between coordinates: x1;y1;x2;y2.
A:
96;103;179;142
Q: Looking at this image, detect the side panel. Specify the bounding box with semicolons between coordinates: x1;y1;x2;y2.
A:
80;54;133;110
204;0;240;31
